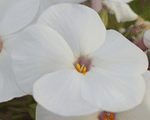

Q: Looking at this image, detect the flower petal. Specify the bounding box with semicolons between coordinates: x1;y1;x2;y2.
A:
0;40;25;102
116;71;150;120
31;0;53;24
33;70;99;116
11;25;74;94
103;1;137;22
0;0;4;5
36;104;99;120
38;4;106;57
0;0;39;36
0;72;3;92
38;0;53;16
89;30;148;77
43;0;86;4
109;0;133;3
81;67;145;112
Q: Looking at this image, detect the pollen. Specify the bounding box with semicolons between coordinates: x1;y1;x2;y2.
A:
76;63;87;74
102;113;115;120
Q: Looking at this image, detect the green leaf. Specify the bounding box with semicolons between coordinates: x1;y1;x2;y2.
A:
98;8;108;28
28;103;37;120
128;0;140;14
141;5;150;21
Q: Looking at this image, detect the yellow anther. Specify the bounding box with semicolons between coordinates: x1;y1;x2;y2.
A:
76;63;81;72
0;44;2;48
82;67;86;73
102;113;115;120
75;63;86;74
80;64;84;72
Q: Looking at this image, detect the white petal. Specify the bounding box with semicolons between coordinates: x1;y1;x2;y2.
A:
30;0;53;24
43;0;86;4
89;30;148;77
109;0;133;3
38;4;106;57
81;67;145;112
36;104;99;120
0;72;3;92
0;40;25;102
11;25;75;94
33;70;99;116
144;29;150;49
103;1;137;22
38;0;53;15
116;71;150;120
0;0;4;5
0;0;39;36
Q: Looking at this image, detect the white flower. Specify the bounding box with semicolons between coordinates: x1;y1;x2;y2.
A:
0;0;84;102
11;4;148;116
103;0;138;22
36;71;150;120
0;0;41;102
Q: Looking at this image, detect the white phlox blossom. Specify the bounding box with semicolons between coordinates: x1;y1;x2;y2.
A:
0;0;41;102
35;71;150;120
0;0;84;102
103;0;138;22
11;4;148;116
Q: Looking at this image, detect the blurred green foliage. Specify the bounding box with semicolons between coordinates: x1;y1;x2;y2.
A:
0;95;36;120
98;8;108;27
129;0;150;21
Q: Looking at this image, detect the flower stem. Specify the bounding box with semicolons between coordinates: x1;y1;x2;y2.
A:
91;0;103;12
134;37;148;51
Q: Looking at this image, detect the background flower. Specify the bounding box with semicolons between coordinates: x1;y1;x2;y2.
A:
0;0;41;102
103;0;138;22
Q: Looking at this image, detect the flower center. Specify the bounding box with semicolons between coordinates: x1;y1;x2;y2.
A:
74;56;92;74
98;111;116;120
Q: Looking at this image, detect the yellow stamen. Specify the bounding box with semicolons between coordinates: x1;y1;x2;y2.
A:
102;113;115;120
76;63;81;72
80;64;84;72
75;63;87;74
82;67;86;73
